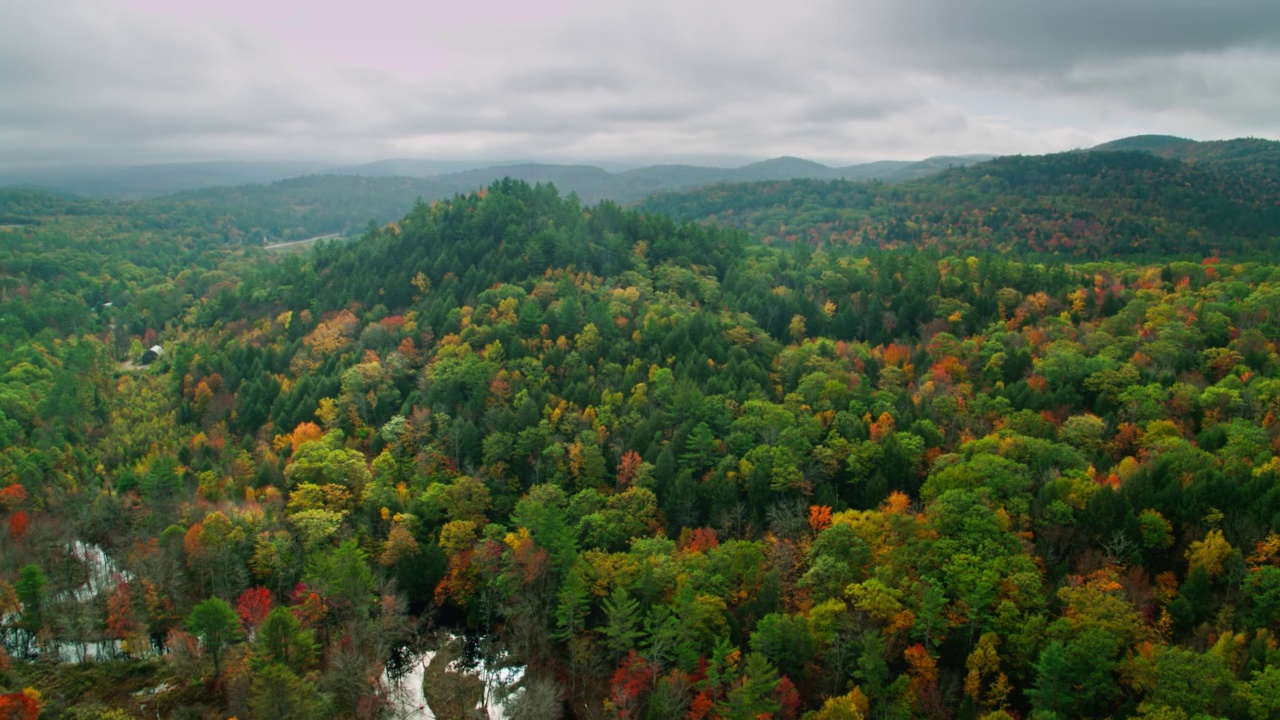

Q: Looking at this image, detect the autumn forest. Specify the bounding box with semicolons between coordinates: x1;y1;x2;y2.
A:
3;139;1280;720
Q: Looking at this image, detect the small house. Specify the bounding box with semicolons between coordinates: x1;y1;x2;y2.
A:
140;344;164;365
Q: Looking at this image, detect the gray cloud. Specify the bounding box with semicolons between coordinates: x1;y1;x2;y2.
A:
872;0;1280;69
851;0;1280;129
0;0;1277;169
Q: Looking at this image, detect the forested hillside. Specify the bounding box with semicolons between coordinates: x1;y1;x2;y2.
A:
639;144;1280;258
2;152;1280;719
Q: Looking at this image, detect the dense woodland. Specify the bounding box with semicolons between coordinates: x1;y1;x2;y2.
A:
2;142;1280;719
639;145;1280;259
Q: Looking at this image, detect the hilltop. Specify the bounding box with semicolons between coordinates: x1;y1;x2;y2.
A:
639;138;1280;258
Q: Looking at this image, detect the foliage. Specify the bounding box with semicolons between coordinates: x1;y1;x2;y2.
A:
4;152;1280;718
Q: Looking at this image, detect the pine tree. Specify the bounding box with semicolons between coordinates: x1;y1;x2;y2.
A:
600;586;643;659
553;571;590;642
16;564;47;636
719;652;781;720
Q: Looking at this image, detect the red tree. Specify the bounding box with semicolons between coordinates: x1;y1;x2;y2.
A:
617;450;644;488
775;676;802;720
236;586;274;633
8;511;27;542
609;651;656;719
0;691;40;720
808;505;833;534
0;485;27;510
105;582;141;642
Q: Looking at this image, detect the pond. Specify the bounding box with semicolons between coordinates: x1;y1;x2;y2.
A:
383;633;527;720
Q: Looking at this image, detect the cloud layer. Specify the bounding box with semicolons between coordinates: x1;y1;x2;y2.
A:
3;0;1278;166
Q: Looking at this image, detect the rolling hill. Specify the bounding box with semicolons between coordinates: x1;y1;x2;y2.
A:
637;139;1280;258
0;153;993;202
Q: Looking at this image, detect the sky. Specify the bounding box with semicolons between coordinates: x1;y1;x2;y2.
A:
3;0;1279;167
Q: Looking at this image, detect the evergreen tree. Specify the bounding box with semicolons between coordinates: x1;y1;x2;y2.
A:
600;585;643;660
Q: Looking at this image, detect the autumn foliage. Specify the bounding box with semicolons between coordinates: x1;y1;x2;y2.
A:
0;690;40;720
8;160;1280;718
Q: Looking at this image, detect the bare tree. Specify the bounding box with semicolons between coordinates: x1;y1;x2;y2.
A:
505;673;565;720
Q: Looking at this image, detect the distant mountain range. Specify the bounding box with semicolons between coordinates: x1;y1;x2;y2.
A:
5;135;1275;252
636;135;1280;258
0;160;332;201
0;153;994;203
6;135;1275;206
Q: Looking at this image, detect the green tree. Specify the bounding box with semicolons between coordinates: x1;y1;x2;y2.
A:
186;597;242;675
599;585;643;660
251;662;324;720
304;539;375;621
1238;665;1280;720
141;454;183;507
750;613;815;683
1028;628;1121;718
16;564;47;635
284;431;372;498
719;652;781;720
255;606;317;673
553;570;591;641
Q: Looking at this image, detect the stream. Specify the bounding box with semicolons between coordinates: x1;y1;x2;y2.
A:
4;542;527;719
382;633;527;720
383;648;435;719
1;541;134;661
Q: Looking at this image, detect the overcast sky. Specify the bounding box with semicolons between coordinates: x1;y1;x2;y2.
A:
3;0;1278;167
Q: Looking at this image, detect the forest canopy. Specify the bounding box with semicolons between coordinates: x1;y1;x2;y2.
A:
2;143;1280;719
